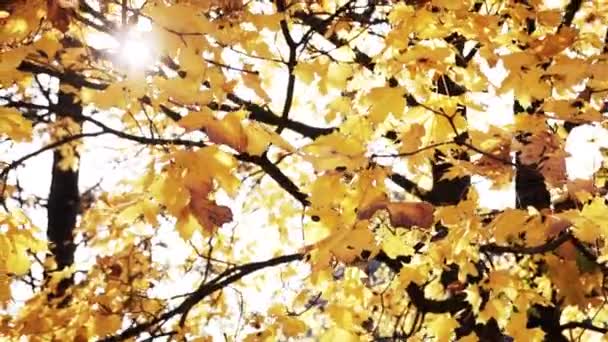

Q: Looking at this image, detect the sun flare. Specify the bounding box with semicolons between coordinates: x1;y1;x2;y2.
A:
85;17;154;72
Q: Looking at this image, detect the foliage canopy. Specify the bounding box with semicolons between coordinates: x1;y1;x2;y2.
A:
1;0;608;340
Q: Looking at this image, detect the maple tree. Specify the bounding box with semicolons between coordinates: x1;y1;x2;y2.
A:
1;0;608;340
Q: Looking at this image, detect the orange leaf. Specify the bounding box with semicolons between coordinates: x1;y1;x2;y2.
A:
188;186;233;234
47;0;72;32
545;214;576;260
357;193;389;220
386;202;434;229
358;198;434;229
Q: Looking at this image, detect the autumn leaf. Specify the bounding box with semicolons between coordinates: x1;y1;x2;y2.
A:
568;197;608;243
0;275;10;308
0;107;33;141
188;185;233;235
319;327;359;342
243;122;295;156
93;313;122;337
301;132;367;172
428;314;458;342
179;110;248;152
358;198;434;229
47;0;73;32
399;123;425;154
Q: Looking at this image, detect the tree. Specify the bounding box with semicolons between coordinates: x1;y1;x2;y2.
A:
0;0;607;340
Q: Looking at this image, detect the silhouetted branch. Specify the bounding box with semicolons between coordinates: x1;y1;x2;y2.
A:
480;231;572;255
101;253;303;342
236;153;310;206
405;282;469;314
560;321;608;334
387;173;426;200
18;60;109;90
227;94;335;139
560;0;583;29
274;0;298;134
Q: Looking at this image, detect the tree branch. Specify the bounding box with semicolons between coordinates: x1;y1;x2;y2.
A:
560;0;583;29
101;253;303;342
560;321;608;334
479;231;572;255
18;60;109;90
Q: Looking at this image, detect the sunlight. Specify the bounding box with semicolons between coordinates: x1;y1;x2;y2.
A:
119;34;153;68
85;17;155;72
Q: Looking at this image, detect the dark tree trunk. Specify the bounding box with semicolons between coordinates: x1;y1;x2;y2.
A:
425;149;471;206
515;159;551;210
46;91;82;300
47;150;79;270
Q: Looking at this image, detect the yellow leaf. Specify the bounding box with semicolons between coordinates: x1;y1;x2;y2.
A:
322;63;353;93
399;123;425;154
330;224;377;263
506;311;544;342
175;210;199;241
145;3;212;33
490;209;529;244
319;327;359;342
399;265;426;286
181;111;247;151
302;133;367;172
150;171;190;216
81;83;127;110
571;197;608;242
0;107;33;141
179;46;207;78
33;32;61;58
155;77;212;104
94;313;122;337
243;72;271;102
6;244;30;275
194;147;240;197
362;86;405;124
243;122;295;156
0;275;11;308
294;59;324;84
0;48;28;72
178;108;215;132
381;232;414;259
278;316;306;337
428;314;458;342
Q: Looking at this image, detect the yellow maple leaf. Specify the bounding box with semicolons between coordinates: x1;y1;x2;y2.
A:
506;311;544;342
381;231;415;259
302;133;367;172
180;110;247;152
490;209;529;244
362;86;406;124
243;72;271;102
0;107;33;141
428;314;459;342
243;122;295;156
399;123;425;154
569;197;608;242
319;327;359;342
93;313;122;337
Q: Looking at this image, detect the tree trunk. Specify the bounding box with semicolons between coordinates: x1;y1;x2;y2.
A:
46;90;82;300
